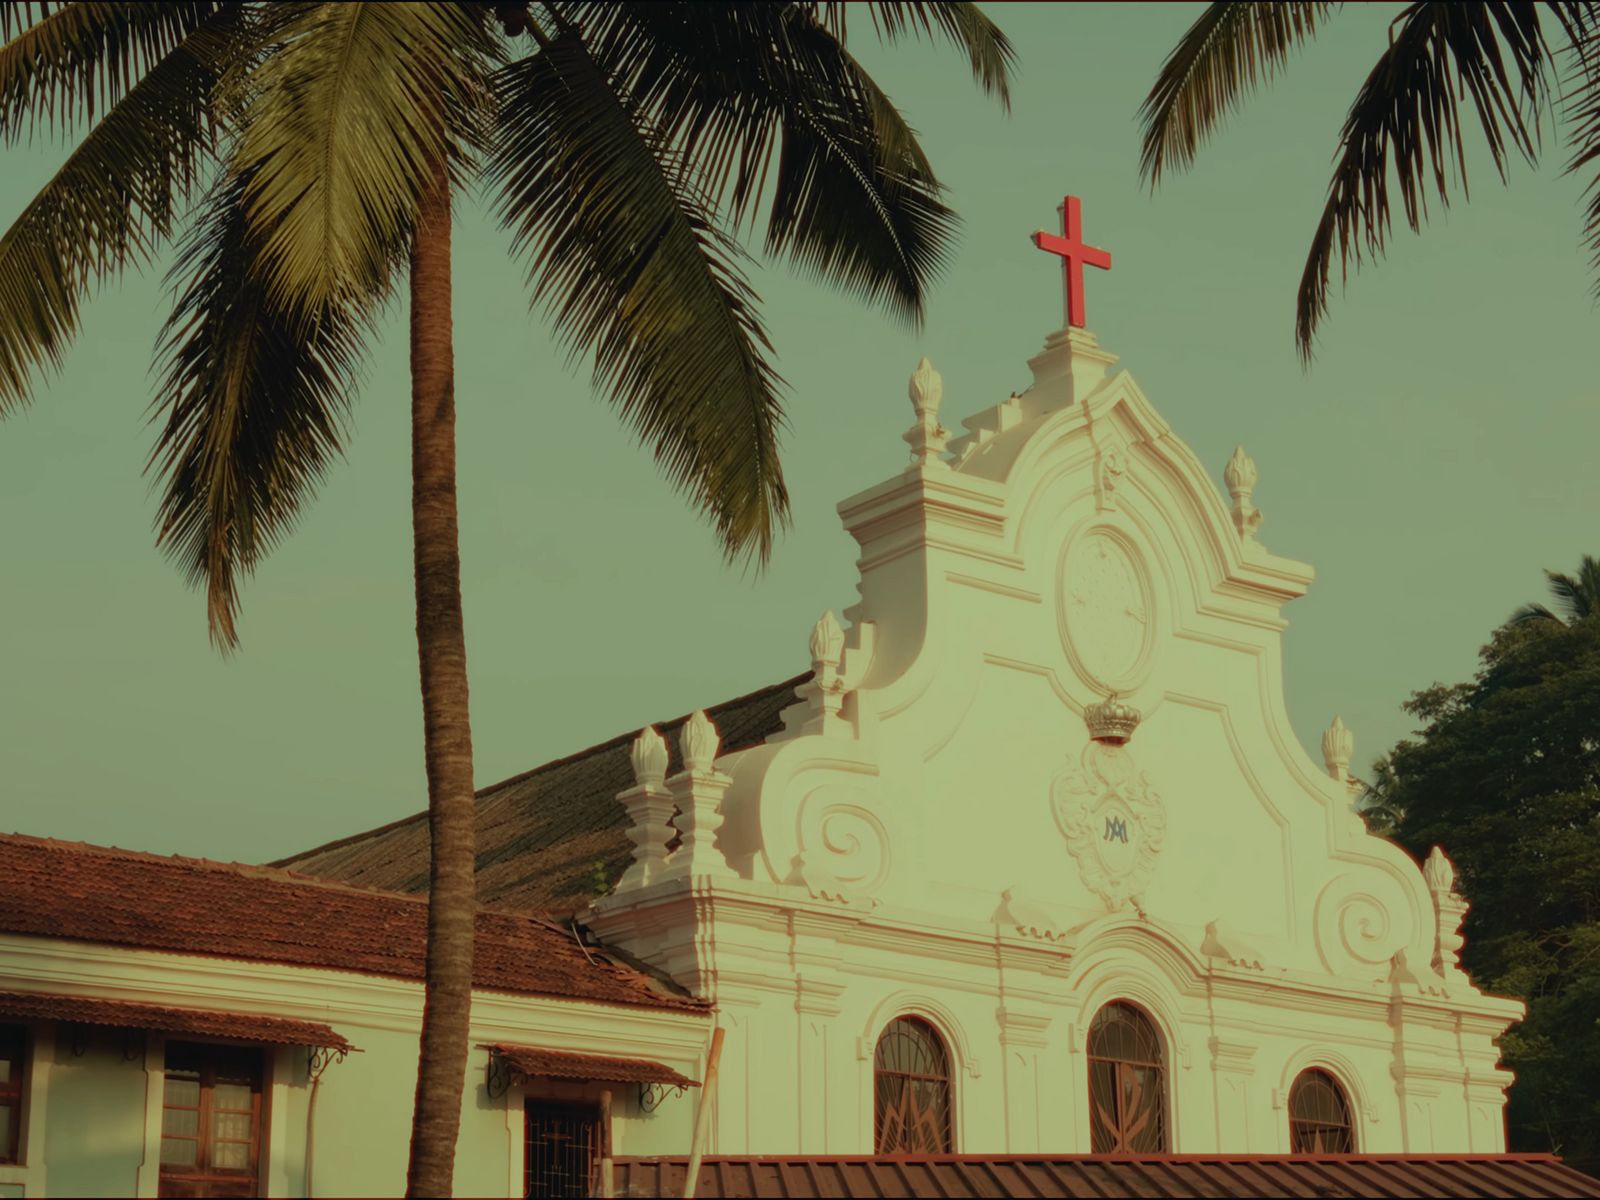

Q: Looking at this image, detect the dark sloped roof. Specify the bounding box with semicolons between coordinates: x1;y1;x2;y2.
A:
0;991;352;1050
611;1155;1600;1199
276;673;807;917
486;1044;698;1088
0;834;704;1013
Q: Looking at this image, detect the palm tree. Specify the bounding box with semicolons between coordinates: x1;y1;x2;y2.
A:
0;2;1012;1192
1138;2;1600;360
1510;554;1600;624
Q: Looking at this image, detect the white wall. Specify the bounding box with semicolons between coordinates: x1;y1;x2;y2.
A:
0;933;711;1197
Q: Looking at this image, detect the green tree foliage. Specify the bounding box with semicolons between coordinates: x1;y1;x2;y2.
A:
1365;567;1600;1169
0;4;1014;1191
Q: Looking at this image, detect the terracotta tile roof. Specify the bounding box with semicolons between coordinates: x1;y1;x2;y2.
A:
277;673;808;917
0;834;705;1013
485;1044;697;1088
0;990;351;1050
612;1155;1600;1199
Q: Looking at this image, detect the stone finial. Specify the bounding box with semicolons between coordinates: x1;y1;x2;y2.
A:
903;357;950;467
908;356;943;422
664;715;736;883
1425;845;1469;977
1224;445;1258;493
808;610;845;670
1423;845;1456;894
1224;445;1263;539
615;728;677;893
1322;715;1353;781
680;710;721;773
629;726;669;788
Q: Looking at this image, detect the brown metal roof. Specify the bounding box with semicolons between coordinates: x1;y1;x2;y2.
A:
610;1154;1600;1198
0;990;352;1051
485;1043;697;1088
276;674;808;916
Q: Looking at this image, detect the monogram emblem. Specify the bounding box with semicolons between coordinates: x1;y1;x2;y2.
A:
1052;741;1167;911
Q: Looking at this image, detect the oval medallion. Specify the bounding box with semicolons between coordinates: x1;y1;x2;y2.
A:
1060;529;1152;691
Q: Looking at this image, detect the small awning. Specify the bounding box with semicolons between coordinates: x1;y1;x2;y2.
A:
484;1043;698;1088
0;990;352;1051
611;1154;1600;1199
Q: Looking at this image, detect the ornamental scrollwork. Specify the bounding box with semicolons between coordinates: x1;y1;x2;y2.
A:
1051;741;1166;911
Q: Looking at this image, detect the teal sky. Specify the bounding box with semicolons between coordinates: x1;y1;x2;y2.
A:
3;3;1596;864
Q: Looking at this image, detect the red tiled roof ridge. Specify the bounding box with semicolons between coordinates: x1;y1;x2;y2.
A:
271;669;812;869
0;831;572;937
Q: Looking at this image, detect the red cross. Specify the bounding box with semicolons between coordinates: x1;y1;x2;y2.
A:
1032;196;1111;328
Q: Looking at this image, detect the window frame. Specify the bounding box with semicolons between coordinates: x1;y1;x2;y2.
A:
1085;1000;1169;1153
0;1023;24;1165
1287;1066;1357;1153
872;1015;956;1156
524;1099;602;1199
158;1040;266;1198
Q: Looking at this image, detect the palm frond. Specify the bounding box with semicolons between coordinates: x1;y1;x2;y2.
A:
230;0;492;321
852;2;1015;110
1295;1;1563;360
584;3;957;324
148;169;371;649
0;2;222;140
0;4;241;414
1139;1;1334;188
1561;9;1600;299
1547;555;1600;621
1510;601;1564;626
487;30;789;565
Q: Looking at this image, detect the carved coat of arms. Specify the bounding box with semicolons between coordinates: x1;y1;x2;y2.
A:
1051;741;1166;911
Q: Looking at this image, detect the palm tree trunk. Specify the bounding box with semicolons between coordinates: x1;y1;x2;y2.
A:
405;155;476;1198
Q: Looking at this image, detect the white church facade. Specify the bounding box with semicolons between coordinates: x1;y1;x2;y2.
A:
575;319;1523;1161
2;200;1592;1198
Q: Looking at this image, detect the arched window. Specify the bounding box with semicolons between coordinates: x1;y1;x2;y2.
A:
1087;1001;1168;1152
1289;1068;1355;1152
874;1016;953;1154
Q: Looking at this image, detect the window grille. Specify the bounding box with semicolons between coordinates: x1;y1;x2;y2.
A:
873;1016;953;1154
1289;1068;1355;1152
525;1102;600;1198
158;1042;263;1199
1086;1001;1167;1153
0;1024;23;1164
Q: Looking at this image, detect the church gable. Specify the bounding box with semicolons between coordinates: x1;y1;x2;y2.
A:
698;323;1431;993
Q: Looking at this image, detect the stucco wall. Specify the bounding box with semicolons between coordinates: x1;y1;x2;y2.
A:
0;934;710;1198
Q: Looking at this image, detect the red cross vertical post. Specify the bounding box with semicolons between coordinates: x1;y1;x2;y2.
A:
1032;196;1111;329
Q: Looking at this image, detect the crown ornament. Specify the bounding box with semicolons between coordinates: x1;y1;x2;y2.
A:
1084;693;1141;744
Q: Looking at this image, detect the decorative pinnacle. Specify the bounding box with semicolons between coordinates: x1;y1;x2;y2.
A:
680;710;721;773
1084;694;1141;744
629;726;669;788
809;609;845;669
1321;715;1353;779
908;356;943;423
1423;846;1456;894
1224;446;1263;540
1224;445;1258;495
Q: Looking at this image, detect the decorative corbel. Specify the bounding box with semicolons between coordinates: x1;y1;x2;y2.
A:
1093;444;1125;511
